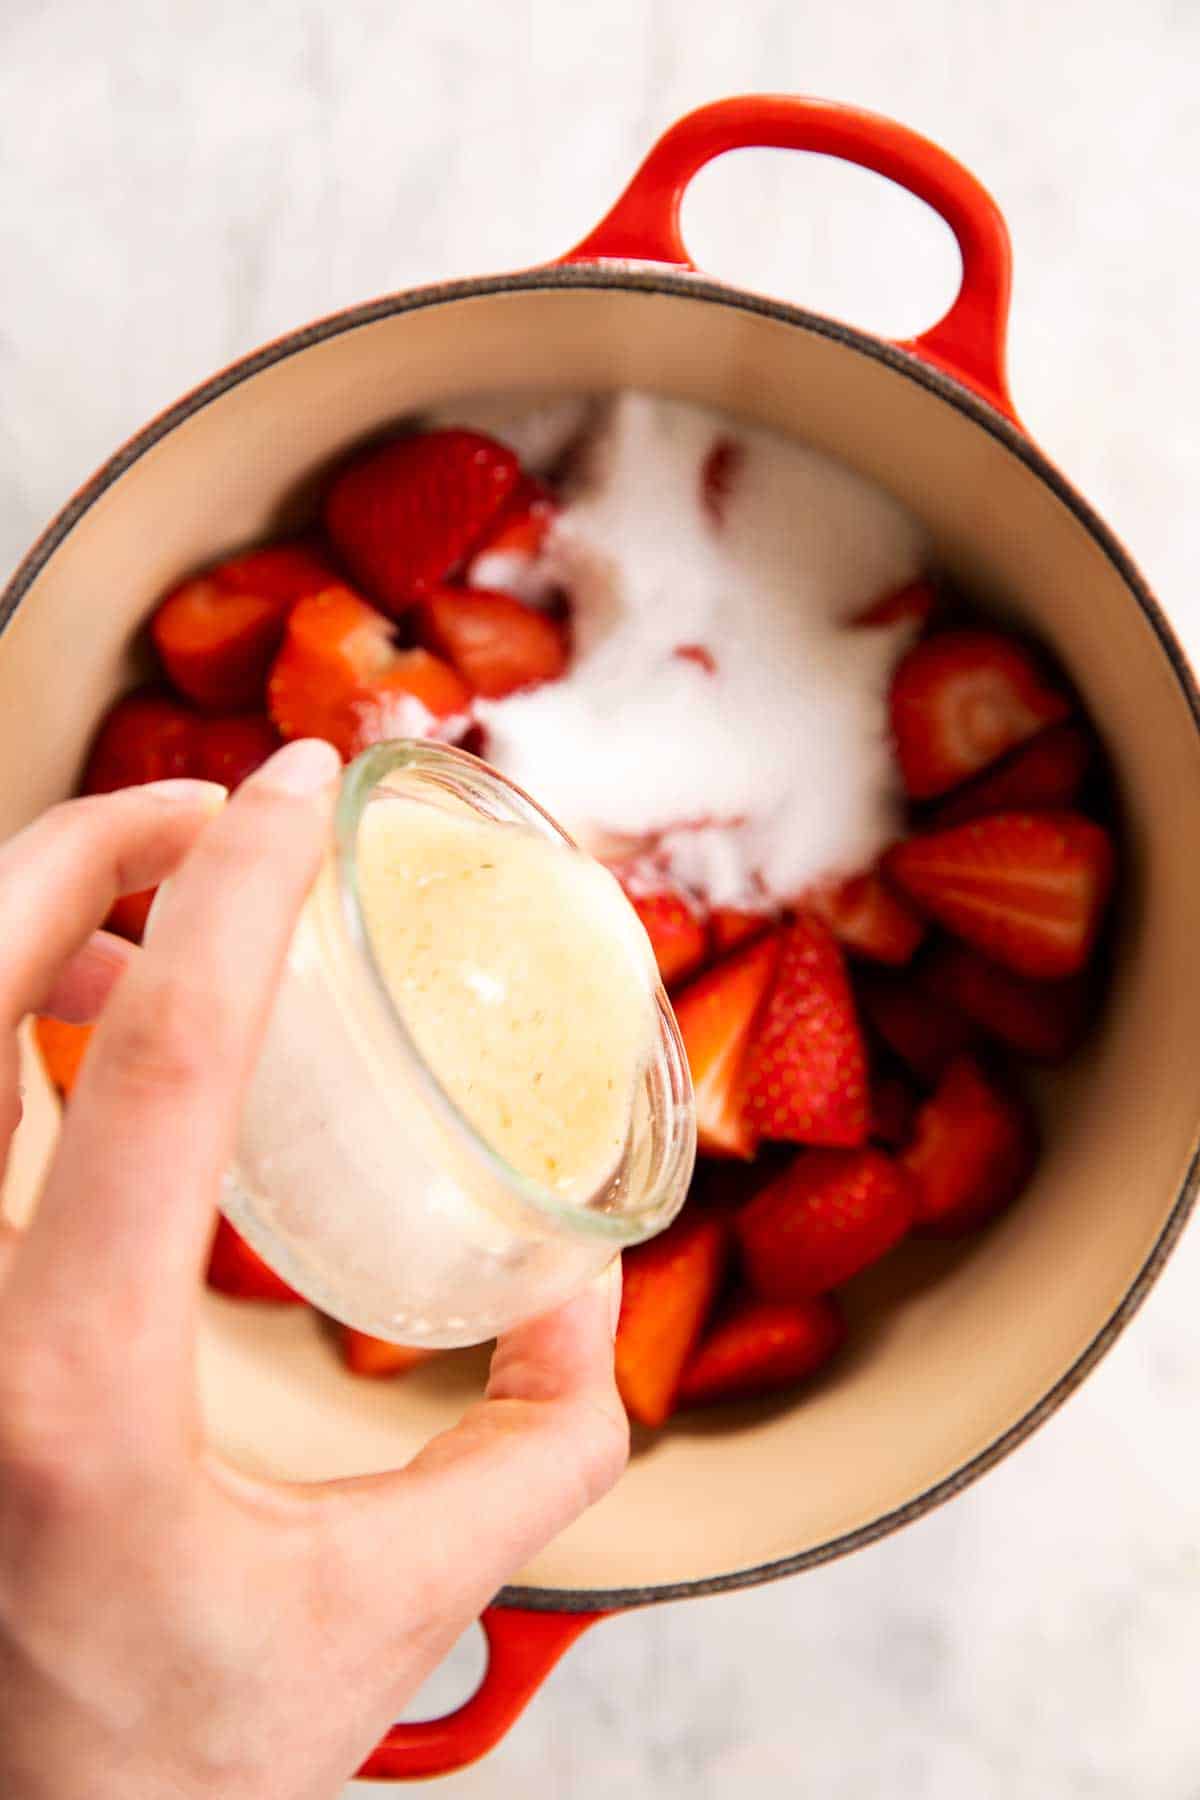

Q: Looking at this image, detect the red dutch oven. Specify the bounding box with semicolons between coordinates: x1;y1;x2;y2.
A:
3;96;1200;1782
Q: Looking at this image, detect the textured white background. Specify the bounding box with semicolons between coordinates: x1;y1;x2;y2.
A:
2;2;1199;1795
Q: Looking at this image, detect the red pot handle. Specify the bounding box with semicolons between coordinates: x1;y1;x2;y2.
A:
562;94;1016;421
356;1605;607;1781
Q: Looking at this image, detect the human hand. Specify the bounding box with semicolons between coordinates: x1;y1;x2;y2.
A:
0;739;627;1800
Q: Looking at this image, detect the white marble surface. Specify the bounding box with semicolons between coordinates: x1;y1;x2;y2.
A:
2;1;1199;1794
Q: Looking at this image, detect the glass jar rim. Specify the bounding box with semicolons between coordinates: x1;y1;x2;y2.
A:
325;739;695;1244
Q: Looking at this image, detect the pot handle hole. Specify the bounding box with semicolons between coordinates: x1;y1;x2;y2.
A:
356;1605;606;1781
561;93;1016;421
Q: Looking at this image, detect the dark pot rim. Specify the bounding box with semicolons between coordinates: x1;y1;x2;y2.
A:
4;263;1197;1614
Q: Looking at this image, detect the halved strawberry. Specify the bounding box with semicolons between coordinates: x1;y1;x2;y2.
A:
34;1016;94;1098
678;1293;845;1407
741;915;869;1147
468;473;557;562
194;714;280;788
337;1327;436;1379
884;811;1115;979
855;967;977;1082
807;871;925;965
890;629;1073;799
466;477;560;604
672;934;781;1158
624;886;708;988
350;649;471;747
868;1072;920;1149
103;711;266;938
736;1147;916;1300
853;578;937;631
267;585;470;760
902;1055;1038;1233
923;941;1093;1062
416;585;568;699
325;428;521;612
150;543;335;711
206;1217;305;1303
929;721;1096;827
615;1211;728;1427
82;690;200;793
81;693;202;941
710;906;774;953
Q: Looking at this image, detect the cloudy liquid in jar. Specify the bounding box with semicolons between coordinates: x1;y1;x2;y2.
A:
355;792;662;1205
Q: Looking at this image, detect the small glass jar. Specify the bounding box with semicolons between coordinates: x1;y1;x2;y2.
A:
222;741;696;1348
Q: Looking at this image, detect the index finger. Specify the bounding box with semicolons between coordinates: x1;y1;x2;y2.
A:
0;781;226;1024
0;783;228;1199
5;740;341;1382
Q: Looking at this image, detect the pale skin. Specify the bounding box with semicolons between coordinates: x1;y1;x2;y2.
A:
0;737;628;1800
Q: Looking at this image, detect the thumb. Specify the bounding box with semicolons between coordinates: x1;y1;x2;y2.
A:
314;1261;628;1639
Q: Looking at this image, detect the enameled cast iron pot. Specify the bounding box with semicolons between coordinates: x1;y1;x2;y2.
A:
4;96;1200;1782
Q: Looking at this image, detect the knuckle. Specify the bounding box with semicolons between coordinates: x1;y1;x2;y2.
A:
42;794;103;830
562;1395;629;1509
96;972;216;1098
222;783;312;862
199;808;265;874
0;1355;105;1523
32;795;108;855
0;799;99;894
194;794;302;893
37;797;80;837
395;1537;456;1631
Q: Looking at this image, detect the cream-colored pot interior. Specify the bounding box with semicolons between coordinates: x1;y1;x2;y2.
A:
4;276;1199;1604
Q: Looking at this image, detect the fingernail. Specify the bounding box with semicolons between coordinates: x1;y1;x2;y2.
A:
257;738;342;797
84;928;135;966
140;778;228;811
